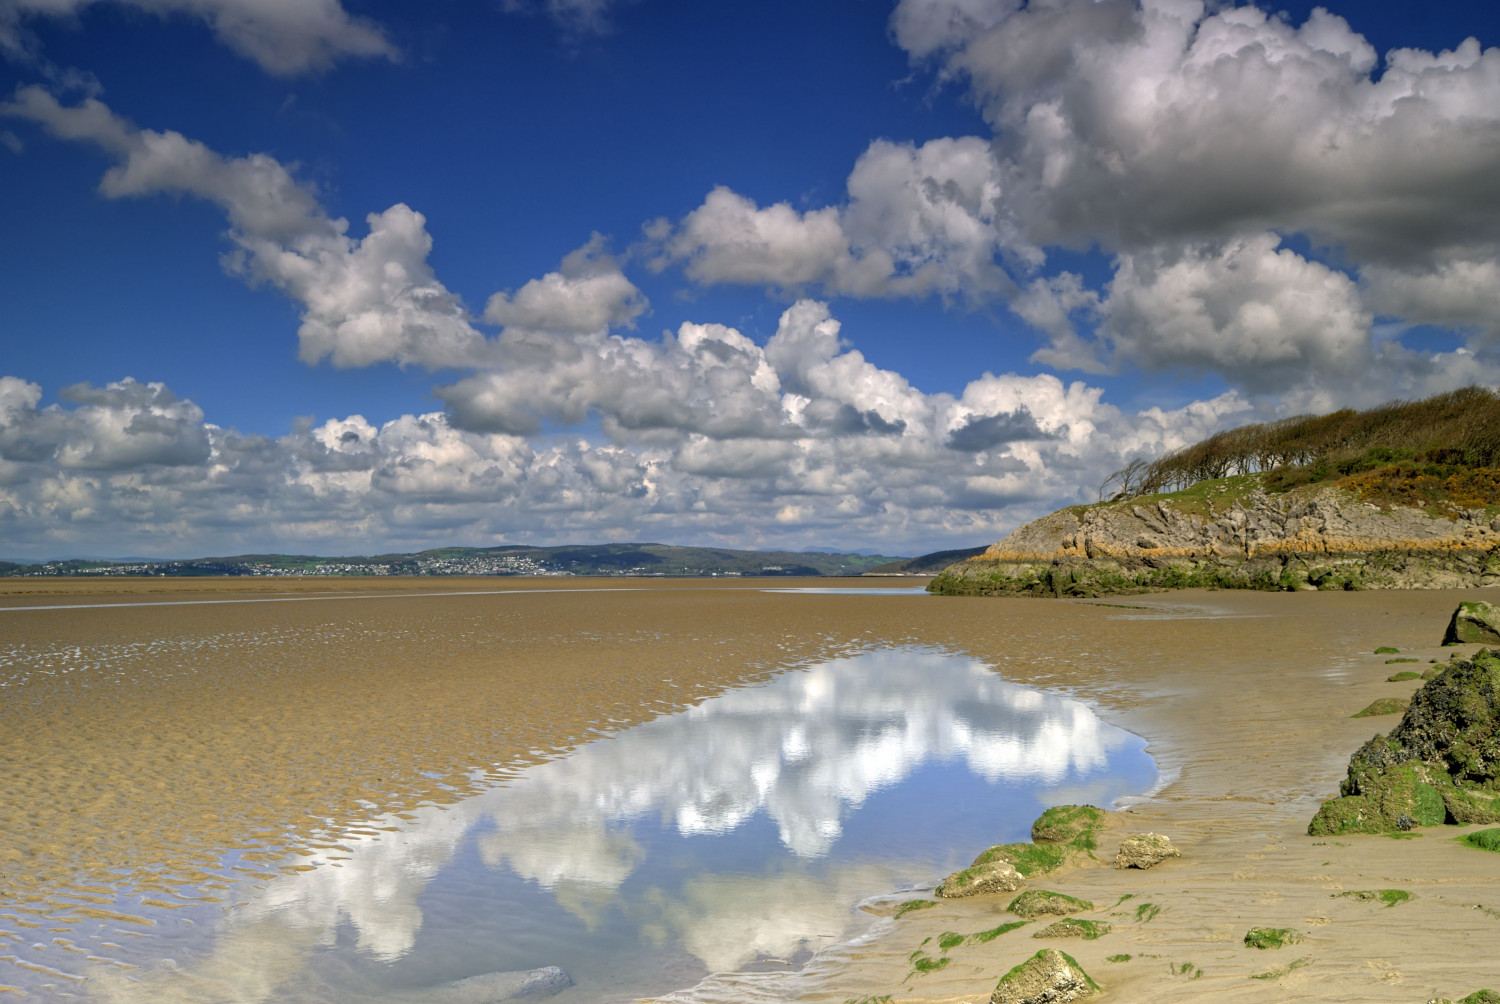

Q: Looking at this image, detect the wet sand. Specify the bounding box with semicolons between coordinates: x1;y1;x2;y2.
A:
3;578;1500;1001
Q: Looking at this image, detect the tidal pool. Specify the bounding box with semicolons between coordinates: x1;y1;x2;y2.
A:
69;646;1154;1003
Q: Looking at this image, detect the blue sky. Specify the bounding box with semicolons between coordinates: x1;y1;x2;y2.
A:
2;0;1500;559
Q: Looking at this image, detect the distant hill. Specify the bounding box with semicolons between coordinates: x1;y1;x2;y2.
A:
864;546;989;575
8;543;910;579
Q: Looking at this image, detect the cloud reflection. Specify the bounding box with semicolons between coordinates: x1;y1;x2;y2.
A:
262;650;1126;958
91;648;1143;999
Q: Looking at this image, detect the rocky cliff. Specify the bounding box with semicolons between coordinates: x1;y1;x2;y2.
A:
929;481;1500;596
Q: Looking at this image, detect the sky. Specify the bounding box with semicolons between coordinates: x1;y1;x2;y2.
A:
2;0;1500;560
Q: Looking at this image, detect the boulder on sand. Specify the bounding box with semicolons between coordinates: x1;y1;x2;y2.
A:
1113;832;1180;869
936;857;1023;898
1310;648;1500;835
991;949;1099;1004
1445;601;1500;645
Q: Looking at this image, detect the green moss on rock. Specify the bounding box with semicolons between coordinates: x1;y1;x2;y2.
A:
1444;601;1500;645
1243;927;1302;950
1031;804;1105;845
991;949;1099;1004
1388;671;1422;681
1033;918;1111;941
1352;697;1410;717
1008;890;1093;919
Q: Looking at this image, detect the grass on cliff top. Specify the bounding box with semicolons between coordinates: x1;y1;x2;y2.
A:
1097;387;1500;516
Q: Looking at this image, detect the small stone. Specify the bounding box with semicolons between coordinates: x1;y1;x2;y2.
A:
991;948;1099;1004
936;858;1024;898
1114;832;1181;870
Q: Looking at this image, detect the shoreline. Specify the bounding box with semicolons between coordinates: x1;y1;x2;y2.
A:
769;589;1500;1003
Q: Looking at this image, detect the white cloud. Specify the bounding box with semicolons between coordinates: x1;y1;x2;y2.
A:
0;0;397;76
652;136;1019;301
0;377;211;471
0;299;1291;557
1093;233;1372;387
654;1;1500;393
483;234;647;335
3;87;485;369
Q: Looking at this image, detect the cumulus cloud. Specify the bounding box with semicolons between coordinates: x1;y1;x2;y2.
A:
0;299;1284;557
3;86;484;369
0;0;396;76
645;1;1500;395
483;234;647;335
0;377;211;470
1027;233;1374;388
650;136;1019;301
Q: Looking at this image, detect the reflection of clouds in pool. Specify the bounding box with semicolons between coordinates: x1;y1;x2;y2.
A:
92;648;1141;996
245;802;471;961
478;648;1121;861
637;865;899;975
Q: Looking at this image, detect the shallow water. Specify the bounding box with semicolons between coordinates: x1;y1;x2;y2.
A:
53;646;1155;1003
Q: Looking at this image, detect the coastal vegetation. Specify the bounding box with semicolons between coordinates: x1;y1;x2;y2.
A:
1458;828;1500;852
1098;386;1500;507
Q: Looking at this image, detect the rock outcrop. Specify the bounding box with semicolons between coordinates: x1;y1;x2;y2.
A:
930;483;1500;597
1310;649;1500;835
1446;601;1500;645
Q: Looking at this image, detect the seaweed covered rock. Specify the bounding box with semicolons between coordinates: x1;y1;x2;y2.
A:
1009;890;1093;919
1031;805;1105;845
991;949;1099;1004
1310;648;1500;835
1445;601;1500;645
1033;918;1111;940
936;857;1024;898
1113;832;1180;869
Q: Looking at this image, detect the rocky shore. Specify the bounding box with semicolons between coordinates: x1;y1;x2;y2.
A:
930;481;1500;597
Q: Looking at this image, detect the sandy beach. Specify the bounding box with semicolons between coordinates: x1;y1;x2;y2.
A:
3;578;1499;1001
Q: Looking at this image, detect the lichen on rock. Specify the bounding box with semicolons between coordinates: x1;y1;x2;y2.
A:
990;948;1100;1004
